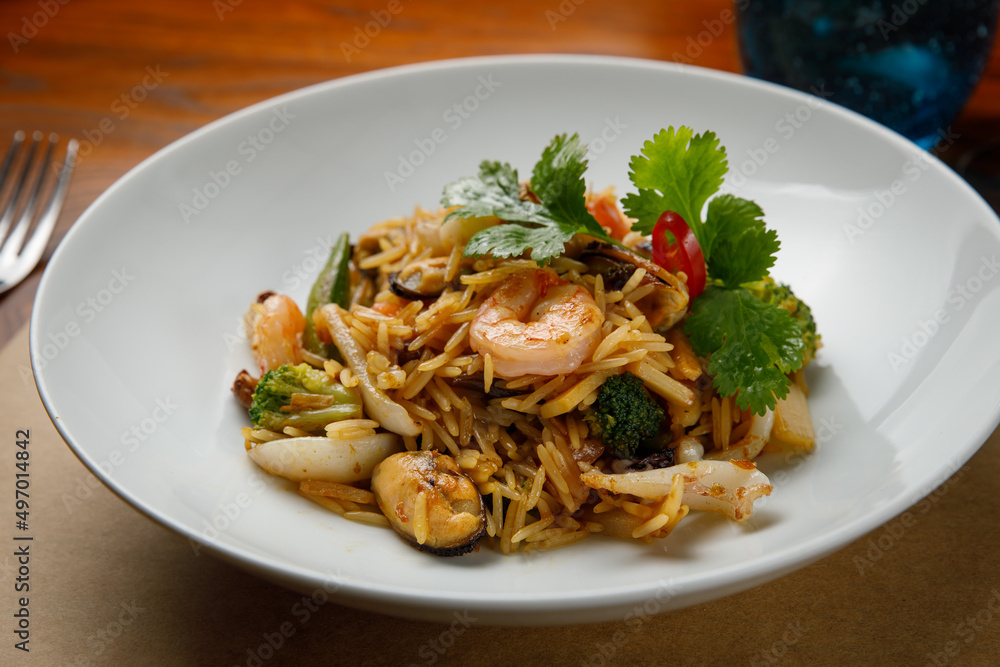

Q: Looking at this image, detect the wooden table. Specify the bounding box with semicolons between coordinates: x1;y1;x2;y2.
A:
2;0;999;349
2;2;1000;664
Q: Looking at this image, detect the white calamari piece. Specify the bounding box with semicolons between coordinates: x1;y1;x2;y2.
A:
581;459;772;521
248;434;401;483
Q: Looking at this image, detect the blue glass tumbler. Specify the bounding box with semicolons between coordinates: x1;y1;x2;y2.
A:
735;0;1000;150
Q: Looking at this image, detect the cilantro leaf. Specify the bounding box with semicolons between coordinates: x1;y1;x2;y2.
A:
442;161;550;224
463;215;579;263
684;285;805;415
442;133;613;265
704;194;779;286
531;133;607;238
622;127;728;238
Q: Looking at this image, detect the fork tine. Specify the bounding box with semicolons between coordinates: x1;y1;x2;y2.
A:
0;131;25;194
0;133;77;295
15;138;78;270
0;133;57;266
0;131;41;244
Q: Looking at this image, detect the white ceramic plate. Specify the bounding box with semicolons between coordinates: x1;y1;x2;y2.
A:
32;55;1000;625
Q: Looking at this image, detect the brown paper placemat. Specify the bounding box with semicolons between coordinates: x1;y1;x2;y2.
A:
2;322;998;666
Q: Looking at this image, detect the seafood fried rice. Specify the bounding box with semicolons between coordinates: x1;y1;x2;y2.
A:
232;128;821;556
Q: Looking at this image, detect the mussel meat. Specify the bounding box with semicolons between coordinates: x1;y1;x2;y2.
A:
388;257;452;300
371;450;486;557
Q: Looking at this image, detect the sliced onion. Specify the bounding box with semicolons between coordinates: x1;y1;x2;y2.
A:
318;304;422;437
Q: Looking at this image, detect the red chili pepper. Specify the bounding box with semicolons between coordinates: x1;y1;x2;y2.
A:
651;210;706;299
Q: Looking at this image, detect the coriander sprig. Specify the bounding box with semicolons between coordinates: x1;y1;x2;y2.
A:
441;133;623;264
441;127;811;414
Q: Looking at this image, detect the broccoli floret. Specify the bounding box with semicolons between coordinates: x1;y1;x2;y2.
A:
746;276;821;365
586;372;665;459
249;363;362;433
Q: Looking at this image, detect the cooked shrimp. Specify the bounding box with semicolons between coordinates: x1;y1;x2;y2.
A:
246;292;306;373
469;268;604;378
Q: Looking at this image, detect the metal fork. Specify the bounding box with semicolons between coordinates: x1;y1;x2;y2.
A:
0;131;78;294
